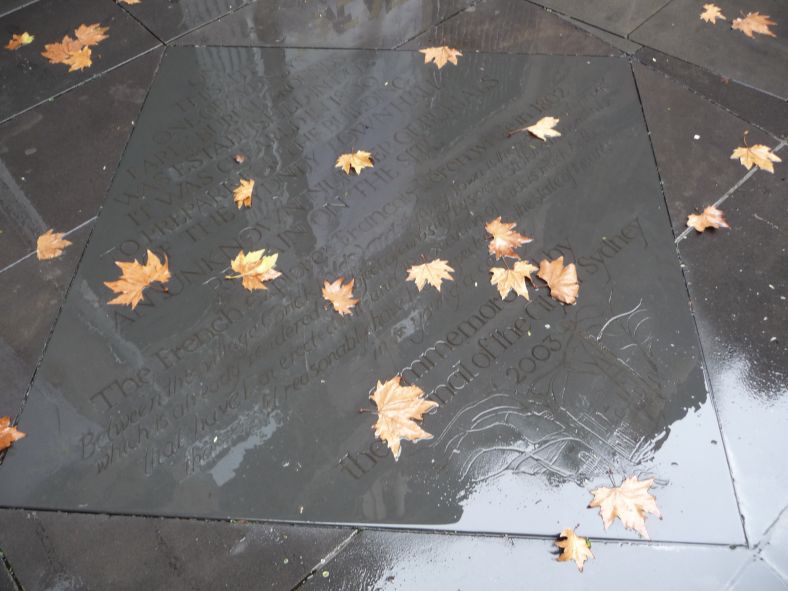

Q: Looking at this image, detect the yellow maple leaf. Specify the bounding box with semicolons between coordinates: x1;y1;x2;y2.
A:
490;260;537;300
226;249;281;291
538;256;579;304
406;259;454;292
485;216;532;260
370;376;438;461
104;249;170;309
555;528;594;572
233;178;254;208
5;32;34;50
732;12;777;38
687;205;730;233
700;3;726;23
36;229;72;260
589;475;661;539
322;277;359;315
418;46;463;69
730;143;781;173
335;150;374;175
0;416;25;451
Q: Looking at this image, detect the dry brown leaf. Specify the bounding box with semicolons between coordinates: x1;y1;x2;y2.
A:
526;116;562;141
41;35;83;64
73;23;109;46
589;475;661;539
538;256;579;304
105;249;170;309
687;205;730;233
233;153;246;164
485;217;532;260
5;32;34;50
490;260;537;300
121;0;142;4
36;229;72;260
700;3;726;23
335;150;374;175
233;178;254;208
64;46;92;72
732;12;777;37
41;23;107;71
731;143;781;173
322;277;359;315
226;249;281;292
370;376;438;461
407;259;454;292
555;528;594;572
419;46;462;69
0;416;25;451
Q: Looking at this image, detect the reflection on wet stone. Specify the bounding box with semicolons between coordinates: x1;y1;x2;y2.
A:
0;48;740;541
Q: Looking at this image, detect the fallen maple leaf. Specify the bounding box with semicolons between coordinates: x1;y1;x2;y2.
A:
104;249;170;309
555;528;594;572
538;257;579;304
485;217;532;260
687;205;730;233
322;277;359;315
120;0;142;4
41;23;108;71
233;153;246;164
0;417;25;451
370;376;438;461
36;229;72;260
233;178;254;208
732;12;777;38
731;143;781;173
700;3;726;23
64;46;92;72
589;475;661;539
419;46;462;69
5;32;34;50
490;260;537;300
74;23;109;46
407;259;454;292
526;116;562;141
41;35;83;64
225;249;281;291
335;150;374;175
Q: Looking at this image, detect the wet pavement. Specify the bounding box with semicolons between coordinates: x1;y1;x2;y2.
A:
0;0;786;589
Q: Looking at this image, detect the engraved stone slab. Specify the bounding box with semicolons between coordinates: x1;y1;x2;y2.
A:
0;48;744;544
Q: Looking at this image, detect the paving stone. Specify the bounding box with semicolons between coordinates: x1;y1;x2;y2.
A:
177;0;472;48
633;61;777;236
559;14;643;54
0;563;15;591
401;0;619;56
727;557;788;590
631;0;788;100
302;529;750;590
0;0;38;18
763;508;788;581
0;509;352;591
528;0;671;37
677;166;788;544
0;47;744;545
0;0;160;122
636;48;788;139
0;48;163;269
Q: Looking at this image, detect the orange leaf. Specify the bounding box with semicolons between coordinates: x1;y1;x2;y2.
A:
233;178;254;208
41;35;83;64
490;260;537;300
225;249;281;291
589;475;661;539
104;249;170;309
64;46;92;72
538;256;579;304
36;229;72;260
732;12;777;38
5;32;34;50
687;205;730;233
335;150;374;175
41;23;107;71
0;416;25;451
406;259;454;292
322;277;359;315
555;528;594;572
485;216;532;260
700;3;726;23
370;376;438;460
419;46;462;69
74;23;109;46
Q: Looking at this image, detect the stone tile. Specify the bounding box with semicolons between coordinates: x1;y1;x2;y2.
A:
678;167;788;543
0;0;160;122
0;48;163;269
0;0;37;18
631;0;788;100
727;558;788;590
0;509;352;590
528;0;671;37
636;48;788;139
633;62;776;236
177;0;472;48
0;564;15;591
559;15;643;54
401;0;619;55
0;47;744;545
763;508;788;581
119;0;253;43
0;223;90;416
303;529;750;590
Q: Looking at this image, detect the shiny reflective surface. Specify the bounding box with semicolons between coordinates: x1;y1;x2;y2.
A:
0;48;742;543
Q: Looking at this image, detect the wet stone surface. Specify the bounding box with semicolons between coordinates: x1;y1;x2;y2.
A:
0;47;743;544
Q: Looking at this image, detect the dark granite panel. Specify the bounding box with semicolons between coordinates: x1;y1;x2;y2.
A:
0;48;163;269
0;0;160;122
631;0;788;100
0;0;38;18
528;0;671;37
177;0;472;48
0;48;743;544
0;509;352;590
